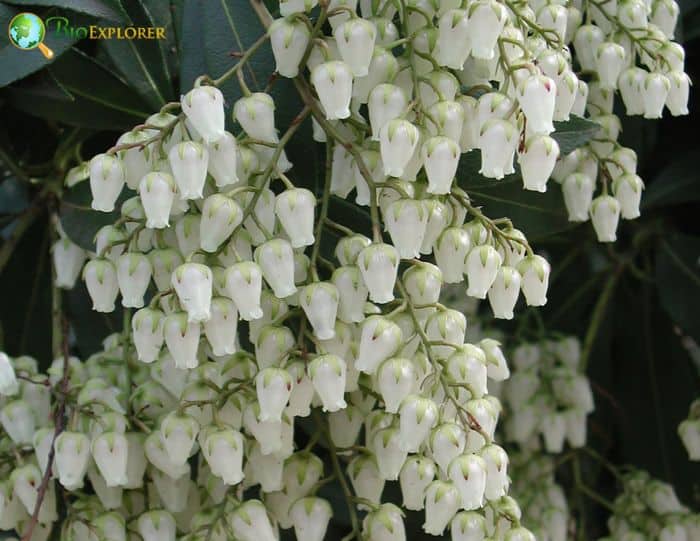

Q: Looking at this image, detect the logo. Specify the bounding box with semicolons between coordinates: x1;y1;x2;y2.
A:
8;12;54;59
7;11;166;60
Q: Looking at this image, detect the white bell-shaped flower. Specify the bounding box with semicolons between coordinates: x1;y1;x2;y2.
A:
435;9;470;69
590;194;621;242
334;18;377;76
487;266;521;320
181;85;225;143
160;410;199;466
594;42;626;90
457;95;479;152
275;188;316;248
200;194;243;252
679;419;700;461
329;405;364;447
139;172;176;229
479;119;517;179
1;399;34;446
642;72;671;119
434;227;471;283
573;24;605;71
308;354;347;412
84;258;119;313
353;44;399;103
541;411;567;452
54;431;91;490
123;432;147;489
255;238;297;298
311;61;354;120
202;427;245;485
519;135;560;192
332;265;368;323
234;93;279;143
336;234;372;265
466;398;498;440
280;0;318;15
446;344;488;399
91;432;128;487
467;0;507;59
368;84;407;141
451;511;487;541
358;243;399;303
207;131;239;187
385;199;428;259
149;248;182;292
53;237;86;289
448;454;486;510
537;3;567;42
116;130;150;189
430;423;467;475
613;173;644;219
423;136;460;194
137;510;177;541
403;263;442;320
144;428;189;478
480;444;509;501
425;309;467;359
420;199;450;255
172;263;212;322
224;261;263;320
666;71;691;116
255;325;295;369
554;69;579;121
364;503;406;541
353;149;385;206
424;480;461;535
256;367;293;422
377;357;415;413
289;497;332;541
89;153;125;212
330;143;354;199
284;361;314;418
373;427;408;480
168;141;208;200
517;255;550;306
0;353;17;397
300;282;339;340
465;245;502;299
562;172;595;222
399;395;438;452
517;75;557;135
204;297;238;356
618;67;646;115
380;119;420;177
399;456;436;511
348;455;385;507
269;17;310;78
132;308;164;364
116;253;151;309
163;312;200;369
356;315;402;374
10;463;43;516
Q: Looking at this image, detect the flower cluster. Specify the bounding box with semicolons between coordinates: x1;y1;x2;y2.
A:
501;337;593;453
678;398;700;461
600;469;699;541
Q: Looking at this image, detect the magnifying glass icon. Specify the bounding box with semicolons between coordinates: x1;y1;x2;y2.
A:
8;12;55;59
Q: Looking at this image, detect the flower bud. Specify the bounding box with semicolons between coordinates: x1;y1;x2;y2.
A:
311;61;354;120
642;71;671;119
181;86;225;143
54;431;90;489
368;84;407;141
468;0;507;59
224;261;264;320
517;75;557;135
53;237;87;289
590;194;621;242
562;172;595;222
358;243;399;303
116;253;152;309
465;245;502;299
137;510;176;541
334;18;377;77
595;42;626;90
84;258;119;313
269;17;310;78
519;135;560;192
349;455;385;507
275;188;316;248
172;263;212;322
424;480;461;535
308;355;347;412
356;315;402;374
380;119;420;177
204;297;238;356
434;9;470;69
132;308;164;364
163;312;200;369
479;119;517;179
89;153;125;212
255;238;297;298
168;141;208;200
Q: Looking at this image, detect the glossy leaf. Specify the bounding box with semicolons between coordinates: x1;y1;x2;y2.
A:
2;0;127;21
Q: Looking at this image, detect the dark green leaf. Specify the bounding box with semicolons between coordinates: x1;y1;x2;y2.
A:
145;0;180;78
642;149;700;209
655;233;700;341
3;48;151;128
552;115;601;155
99;0;174;109
2;0;127;21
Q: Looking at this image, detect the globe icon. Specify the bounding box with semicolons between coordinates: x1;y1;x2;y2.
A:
8;12;53;58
